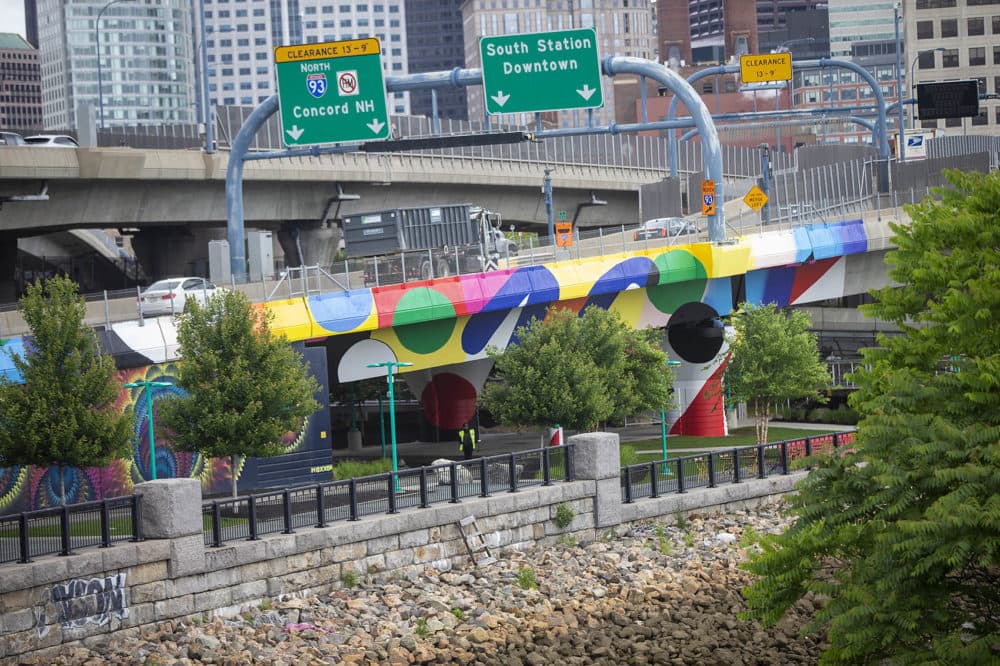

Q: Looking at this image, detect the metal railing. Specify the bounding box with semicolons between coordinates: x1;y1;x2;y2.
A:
620;430;857;503
202;445;573;547
0;494;144;564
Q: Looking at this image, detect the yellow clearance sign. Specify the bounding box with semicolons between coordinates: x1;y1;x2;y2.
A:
740;53;792;83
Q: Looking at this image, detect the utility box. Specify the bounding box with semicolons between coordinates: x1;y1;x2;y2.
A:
247;230;274;282
208;240;231;284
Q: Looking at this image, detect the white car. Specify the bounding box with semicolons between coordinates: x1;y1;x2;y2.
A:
139;277;219;316
24;134;79;148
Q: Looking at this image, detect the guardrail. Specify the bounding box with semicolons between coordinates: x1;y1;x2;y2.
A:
620;430;856;503
202;445;573;547
0;494;144;564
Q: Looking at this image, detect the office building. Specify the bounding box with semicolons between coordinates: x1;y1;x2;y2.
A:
405;0;466;120
202;0;411;115
904;2;1000;136
461;0;655;128
0;33;42;133
33;0;196;130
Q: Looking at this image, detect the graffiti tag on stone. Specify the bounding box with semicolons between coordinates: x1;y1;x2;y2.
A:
36;572;129;635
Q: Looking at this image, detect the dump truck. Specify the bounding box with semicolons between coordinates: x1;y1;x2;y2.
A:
341;204;517;286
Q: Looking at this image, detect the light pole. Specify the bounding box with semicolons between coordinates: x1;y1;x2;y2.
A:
893;2;906;162
124;379;173;480
543;168;555;245
96;0;132;130
367;361;413;485
196;0;215;153
909;48;945;129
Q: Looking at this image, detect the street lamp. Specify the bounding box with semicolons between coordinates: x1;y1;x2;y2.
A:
96;0;132;130
124;379;174;480
367;361;413;484
910;48;946;129
659;360;682;466
196;0;215;153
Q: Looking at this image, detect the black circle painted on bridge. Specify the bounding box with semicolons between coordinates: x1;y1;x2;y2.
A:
667;301;725;364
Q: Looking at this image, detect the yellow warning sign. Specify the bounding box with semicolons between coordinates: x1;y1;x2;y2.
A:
740;53;792;83
743;185;768;211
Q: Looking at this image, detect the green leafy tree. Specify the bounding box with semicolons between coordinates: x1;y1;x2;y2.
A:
159;289;321;498
481;305;673;431
724;302;831;444
0;276;132;504
741;169;1000;664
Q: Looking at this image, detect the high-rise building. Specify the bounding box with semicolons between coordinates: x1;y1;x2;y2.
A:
657;0;758;68
461;0;655;128
828;0;898;60
202;0;411;116
903;2;1000;136
22;0;39;48
33;0;196;130
0;33;42;133
405;0;466;120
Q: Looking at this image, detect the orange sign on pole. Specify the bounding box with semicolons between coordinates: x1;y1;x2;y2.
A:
555;222;573;247
701;180;716;216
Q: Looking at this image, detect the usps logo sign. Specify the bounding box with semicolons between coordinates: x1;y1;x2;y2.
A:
306;73;327;99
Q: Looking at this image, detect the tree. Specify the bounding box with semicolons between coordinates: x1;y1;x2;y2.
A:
481;305;673;431
724;302;831;445
741;169;1000;664
0;276;132;504
159;289;321;498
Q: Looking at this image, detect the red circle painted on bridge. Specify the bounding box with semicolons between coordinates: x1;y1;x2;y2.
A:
420;373;477;430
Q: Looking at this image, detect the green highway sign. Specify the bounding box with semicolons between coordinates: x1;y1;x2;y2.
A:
274;38;390;147
479;28;603;115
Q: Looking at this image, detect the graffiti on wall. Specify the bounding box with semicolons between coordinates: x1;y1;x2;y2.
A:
34;573;129;637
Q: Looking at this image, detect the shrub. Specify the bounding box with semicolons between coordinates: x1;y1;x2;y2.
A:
333;459;395;480
516;566;538;590
554;502;575;529
341;570;359;587
451;608;465;620
414;617;430;637
674;512;688;530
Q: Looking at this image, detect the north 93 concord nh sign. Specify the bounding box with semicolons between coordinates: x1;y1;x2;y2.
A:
479;28;603;115
274;38;391;147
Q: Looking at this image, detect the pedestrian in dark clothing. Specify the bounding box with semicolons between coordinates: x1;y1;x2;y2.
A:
458;422;477;460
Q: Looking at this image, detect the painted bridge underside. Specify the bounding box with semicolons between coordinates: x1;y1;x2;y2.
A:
0;218;886;511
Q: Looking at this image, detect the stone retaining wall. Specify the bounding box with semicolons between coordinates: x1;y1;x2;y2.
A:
0;433;806;662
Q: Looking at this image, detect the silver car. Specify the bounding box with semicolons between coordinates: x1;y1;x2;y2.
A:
634;217;700;241
139;277;218;316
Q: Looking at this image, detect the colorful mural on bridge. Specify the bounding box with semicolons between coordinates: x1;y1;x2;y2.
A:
0;218;876;511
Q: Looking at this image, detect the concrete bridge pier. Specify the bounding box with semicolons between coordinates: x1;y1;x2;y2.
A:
132;225;226;281
276;221;341;269
0;235;15;304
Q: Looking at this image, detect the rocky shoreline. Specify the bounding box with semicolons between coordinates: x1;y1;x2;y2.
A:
31;499;826;665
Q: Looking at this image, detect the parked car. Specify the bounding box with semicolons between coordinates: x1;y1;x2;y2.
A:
139;277;219;316
0;131;26;146
24;134;79;148
633;217;700;241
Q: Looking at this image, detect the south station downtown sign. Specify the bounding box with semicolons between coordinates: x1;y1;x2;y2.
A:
479;28;603;115
274;38;391;147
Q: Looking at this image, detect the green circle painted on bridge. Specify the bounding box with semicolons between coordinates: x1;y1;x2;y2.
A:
393;288;456;354
647;250;708;314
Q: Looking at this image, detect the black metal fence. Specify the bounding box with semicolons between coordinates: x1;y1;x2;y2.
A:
0;495;144;564
621;431;857;503
202;445;574;547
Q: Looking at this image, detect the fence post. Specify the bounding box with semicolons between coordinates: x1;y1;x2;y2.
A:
805;436;813;458
449;463;460;503
282;489;294;534
100;500;112;547
18;513;31;563
649;461;659;498
757;446;766;479
508;453;518;492
479;458;490;498
419;468;430;508
707;454;716;488
677;458;687;494
247;496;258;540
781;441;789;475
59;504;72;556
565;444;574;481
315;484;326;527
542;447;552;486
348;479;359;520
211;502;222;547
386;474;398;514
623;467;633;504
732;449;742;484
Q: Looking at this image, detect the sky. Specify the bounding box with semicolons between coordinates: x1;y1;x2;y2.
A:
1;1;27;39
